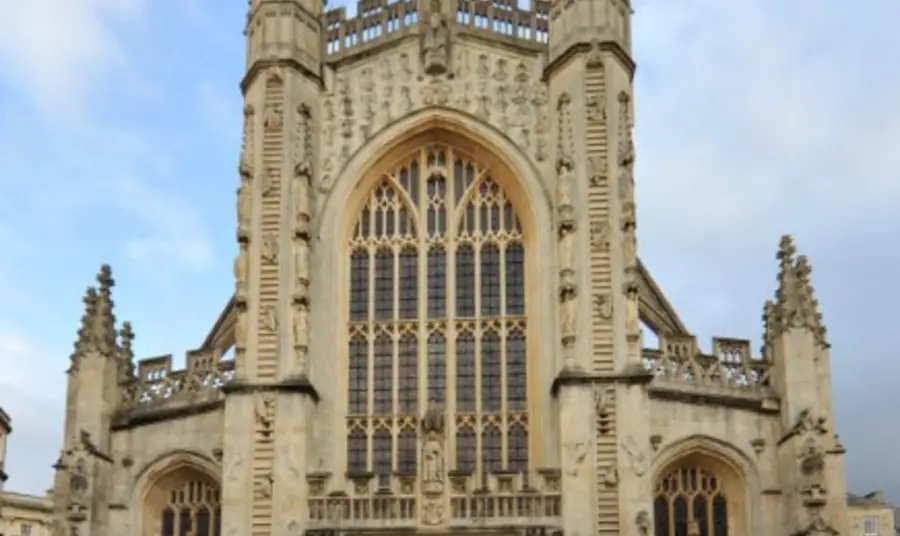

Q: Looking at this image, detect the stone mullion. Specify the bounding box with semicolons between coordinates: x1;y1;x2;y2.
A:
416;147;429;437
473;231;484;481
445;178;458;467
391;246;401;472
499;242;509;468
366;243;376;471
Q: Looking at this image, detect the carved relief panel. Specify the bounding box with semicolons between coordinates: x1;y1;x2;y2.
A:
318;43;550;196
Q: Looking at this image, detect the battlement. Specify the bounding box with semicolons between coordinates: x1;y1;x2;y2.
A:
324;0;549;61
123;349;234;407
643;334;772;391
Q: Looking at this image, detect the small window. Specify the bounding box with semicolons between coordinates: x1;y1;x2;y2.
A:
20;524;33;536
863;515;878;535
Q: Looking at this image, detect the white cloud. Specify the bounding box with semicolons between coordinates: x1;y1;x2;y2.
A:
0;0;145;116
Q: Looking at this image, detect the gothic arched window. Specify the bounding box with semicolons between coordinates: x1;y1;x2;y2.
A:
654;466;729;536
146;475;220;536
346;144;529;482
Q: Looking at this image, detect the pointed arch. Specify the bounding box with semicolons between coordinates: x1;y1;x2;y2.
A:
310;109;557;478
651;435;761;536
131;450;221;536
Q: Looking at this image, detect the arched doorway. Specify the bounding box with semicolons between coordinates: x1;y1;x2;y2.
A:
142;466;221;536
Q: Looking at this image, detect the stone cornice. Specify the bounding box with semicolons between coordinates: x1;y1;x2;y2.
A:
241;58;324;95
648;385;780;415
550;365;654;396
222;375;320;402
543;40;635;83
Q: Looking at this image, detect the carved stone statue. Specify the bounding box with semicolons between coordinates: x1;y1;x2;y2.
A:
421;0;449;75
294;242;309;287
420;400;445;494
556;157;575;230
261;233;278;265
234;246;248;302
260;306;278;333
422;434;444;485
237;179;252;239
235;308;247;349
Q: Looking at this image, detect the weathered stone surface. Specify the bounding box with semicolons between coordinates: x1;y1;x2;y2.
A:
25;1;852;536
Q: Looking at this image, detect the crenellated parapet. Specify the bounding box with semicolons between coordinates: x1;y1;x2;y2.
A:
323;0;549;62
643;335;773;393
119;351;235;408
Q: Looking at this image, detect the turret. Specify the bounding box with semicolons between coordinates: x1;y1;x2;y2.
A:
51;266;131;536
766;236;848;535
544;0;643;535
222;0;323;534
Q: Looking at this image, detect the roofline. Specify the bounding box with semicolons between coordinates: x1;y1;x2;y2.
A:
201;295;236;350
0;406;11;434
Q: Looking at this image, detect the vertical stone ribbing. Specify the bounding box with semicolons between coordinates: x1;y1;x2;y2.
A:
257;74;286;383
248;70;286;536
583;50;619;536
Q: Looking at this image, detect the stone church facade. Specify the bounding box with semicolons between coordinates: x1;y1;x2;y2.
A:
49;0;850;535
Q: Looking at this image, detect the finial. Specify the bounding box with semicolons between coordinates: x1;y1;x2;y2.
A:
767;236;829;349
118;322;136;383
93;264;118;356
71;287;99;368
97;264;114;293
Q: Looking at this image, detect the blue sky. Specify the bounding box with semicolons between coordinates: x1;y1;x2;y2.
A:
1;0;899;501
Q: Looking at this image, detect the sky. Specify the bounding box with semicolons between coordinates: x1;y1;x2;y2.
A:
0;0;898;503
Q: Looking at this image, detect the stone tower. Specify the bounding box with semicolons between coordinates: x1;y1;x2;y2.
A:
221;0;322;534
766;237;849;535
51;267;135;536
546;0;643;534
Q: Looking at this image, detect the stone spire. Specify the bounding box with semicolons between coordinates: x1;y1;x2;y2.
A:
70;287;99;369
767;235;828;348
117;321;136;384
92;265;118;356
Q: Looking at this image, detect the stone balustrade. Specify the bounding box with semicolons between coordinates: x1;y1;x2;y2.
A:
323;0;549;60
643;334;772;390
306;469;562;528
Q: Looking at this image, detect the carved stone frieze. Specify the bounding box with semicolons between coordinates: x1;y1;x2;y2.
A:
600;462;619;488
590;219;610;252
621;435;648;476
255;393;275;436
318;46;549;194
594;293;613;321
635;510;651;535
563;440;590;476
260;305;278;333
261;233;278;265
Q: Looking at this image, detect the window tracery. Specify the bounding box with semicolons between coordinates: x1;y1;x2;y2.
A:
155;478;221;536
345;144;529;482
653;466;729;536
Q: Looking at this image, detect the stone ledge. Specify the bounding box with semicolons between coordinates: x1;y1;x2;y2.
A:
648;385;779;414
550;364;654;396
111;398;224;431
222;375;320;402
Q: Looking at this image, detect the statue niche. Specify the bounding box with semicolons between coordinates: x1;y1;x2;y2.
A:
420;400;446;526
421;401;445;494
421;0;450;76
